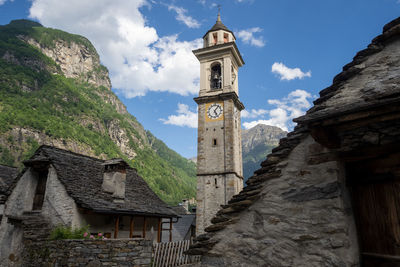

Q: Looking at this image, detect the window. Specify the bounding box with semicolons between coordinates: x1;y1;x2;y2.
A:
212;139;217;146
224;33;228;43
213;33;218;45
210;64;222;89
32;169;48;210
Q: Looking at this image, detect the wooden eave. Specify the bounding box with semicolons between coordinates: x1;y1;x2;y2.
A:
305;99;400;150
80;207;178;218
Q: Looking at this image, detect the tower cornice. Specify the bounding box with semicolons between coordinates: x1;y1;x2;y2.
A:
193;42;245;67
194;92;245;110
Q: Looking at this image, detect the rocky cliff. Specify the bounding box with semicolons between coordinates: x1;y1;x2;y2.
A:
0;19;196;204
242;124;287;181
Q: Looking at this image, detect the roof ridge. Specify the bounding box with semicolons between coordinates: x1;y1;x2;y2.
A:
294;15;400;124
0;164;18;169
37;145;106;163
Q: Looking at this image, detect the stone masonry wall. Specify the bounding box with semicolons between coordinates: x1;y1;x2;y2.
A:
193;135;360;267
23;239;152;267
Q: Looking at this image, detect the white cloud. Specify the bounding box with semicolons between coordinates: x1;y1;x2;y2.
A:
160;103;198;128
29;0;202;97
236;27;265;47
166;4;201;28
271;62;311;81
241;109;268;118
242;89;312;131
0;0;13;5
198;0;206;6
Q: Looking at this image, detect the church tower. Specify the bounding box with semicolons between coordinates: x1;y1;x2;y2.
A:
193;13;245;235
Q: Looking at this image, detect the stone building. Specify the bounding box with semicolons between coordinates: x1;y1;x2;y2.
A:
0;145;177;266
194;13;245;235
188;17;400;267
162;205;196;242
0;165;18;221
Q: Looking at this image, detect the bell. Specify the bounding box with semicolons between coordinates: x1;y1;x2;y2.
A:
213;74;219;80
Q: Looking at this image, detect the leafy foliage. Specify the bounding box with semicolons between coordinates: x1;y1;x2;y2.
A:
0;20;196;205
49;225;90;240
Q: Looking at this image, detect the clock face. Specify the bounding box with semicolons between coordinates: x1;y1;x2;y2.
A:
207;103;223;119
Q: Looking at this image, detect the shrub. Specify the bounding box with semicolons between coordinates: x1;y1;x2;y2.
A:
49;225;89;240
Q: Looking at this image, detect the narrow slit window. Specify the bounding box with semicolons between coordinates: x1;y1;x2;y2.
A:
224;33;228;43
213;139;217;146
213;33;218;45
215;178;218;188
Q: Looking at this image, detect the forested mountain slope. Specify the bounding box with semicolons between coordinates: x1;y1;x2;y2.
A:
0;19;196;205
242;124;287;181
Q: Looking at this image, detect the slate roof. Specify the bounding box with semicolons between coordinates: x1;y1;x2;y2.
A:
171;205;190;215
203;13;235;39
24;145;177;217
295;16;400;124
0;165;19;204
163;214;196;242
188;16;400;255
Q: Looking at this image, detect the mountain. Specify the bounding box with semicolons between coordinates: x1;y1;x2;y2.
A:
0;19;196;205
242;124;287;181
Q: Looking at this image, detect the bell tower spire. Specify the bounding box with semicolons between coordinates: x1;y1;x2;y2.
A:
193;15;245;235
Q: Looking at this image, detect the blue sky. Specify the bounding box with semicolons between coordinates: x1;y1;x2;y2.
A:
1;0;399;158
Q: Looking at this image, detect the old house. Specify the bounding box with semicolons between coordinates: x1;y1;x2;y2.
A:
0;145;177;264
162;204;196;242
0;165;18;221
189;17;400;267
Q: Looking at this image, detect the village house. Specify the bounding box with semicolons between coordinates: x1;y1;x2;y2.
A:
0;145;178;264
0;165;18;222
162;202;196;242
188;16;400;267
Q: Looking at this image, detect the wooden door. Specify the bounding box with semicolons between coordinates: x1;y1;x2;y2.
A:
32;170;48;210
348;153;400;267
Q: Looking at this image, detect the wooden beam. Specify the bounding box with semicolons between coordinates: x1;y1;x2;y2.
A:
143;216;147;238
169;217;172;242
157;218;162;243
129;216;134;238
310;127;340;149
114;216;119;239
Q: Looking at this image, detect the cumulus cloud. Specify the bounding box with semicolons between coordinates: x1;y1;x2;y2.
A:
29;0;202;97
241;109;268;119
242;89;312;131
166;4;201;28
236;27;265;47
160;103;198;128
271;62;311;81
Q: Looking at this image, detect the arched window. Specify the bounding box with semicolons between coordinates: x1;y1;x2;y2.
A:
210;63;222;89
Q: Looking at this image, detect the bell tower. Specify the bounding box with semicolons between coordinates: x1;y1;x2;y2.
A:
193;12;245;235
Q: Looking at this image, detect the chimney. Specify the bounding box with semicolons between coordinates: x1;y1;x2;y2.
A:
102;159;128;202
182;199;190;214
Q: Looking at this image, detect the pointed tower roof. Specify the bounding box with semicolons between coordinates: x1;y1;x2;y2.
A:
203;12;235;39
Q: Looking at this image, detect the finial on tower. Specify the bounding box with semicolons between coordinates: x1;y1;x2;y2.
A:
217;5;221;22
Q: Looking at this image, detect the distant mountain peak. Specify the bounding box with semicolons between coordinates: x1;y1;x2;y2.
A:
242;124;287;181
